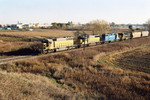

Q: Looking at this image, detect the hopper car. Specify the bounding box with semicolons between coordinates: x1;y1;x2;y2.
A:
141;31;149;37
131;32;142;39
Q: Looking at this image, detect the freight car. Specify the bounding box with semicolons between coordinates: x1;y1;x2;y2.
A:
131;32;142;39
141;31;149;37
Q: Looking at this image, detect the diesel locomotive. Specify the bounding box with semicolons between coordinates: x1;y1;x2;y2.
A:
41;31;149;53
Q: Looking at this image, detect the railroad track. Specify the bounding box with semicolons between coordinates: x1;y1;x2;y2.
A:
0;55;34;65
0;36;149;66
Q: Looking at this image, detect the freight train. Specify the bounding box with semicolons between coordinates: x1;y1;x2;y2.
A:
40;31;149;53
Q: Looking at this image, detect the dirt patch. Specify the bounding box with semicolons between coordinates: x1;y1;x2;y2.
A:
114;45;150;74
0;40;3;43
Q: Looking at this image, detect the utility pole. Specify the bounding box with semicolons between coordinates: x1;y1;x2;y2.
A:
83;38;85;51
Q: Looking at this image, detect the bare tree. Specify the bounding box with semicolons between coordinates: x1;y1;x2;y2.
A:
88;20;111;36
110;22;116;27
129;25;134;32
62;24;66;29
147;19;150;31
51;23;58;29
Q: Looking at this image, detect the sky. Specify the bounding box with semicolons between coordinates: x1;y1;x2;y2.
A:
0;0;150;24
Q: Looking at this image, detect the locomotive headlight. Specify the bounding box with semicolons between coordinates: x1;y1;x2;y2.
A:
42;43;47;49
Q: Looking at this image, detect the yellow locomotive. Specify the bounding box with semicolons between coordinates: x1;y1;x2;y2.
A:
42;36;74;53
41;34;100;53
77;35;100;47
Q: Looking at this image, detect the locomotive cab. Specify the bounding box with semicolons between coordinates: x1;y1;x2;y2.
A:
118;33;124;41
77;35;88;48
42;40;49;48
42;39;53;53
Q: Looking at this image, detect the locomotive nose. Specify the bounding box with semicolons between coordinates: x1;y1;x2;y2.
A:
42;43;47;49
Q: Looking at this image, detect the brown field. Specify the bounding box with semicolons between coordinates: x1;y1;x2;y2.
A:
0;37;150;100
0;29;75;38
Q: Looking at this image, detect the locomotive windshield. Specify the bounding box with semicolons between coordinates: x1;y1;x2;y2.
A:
42;40;52;44
42;40;52;47
42;40;48;43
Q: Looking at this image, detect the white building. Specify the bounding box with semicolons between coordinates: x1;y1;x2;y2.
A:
11;22;29;29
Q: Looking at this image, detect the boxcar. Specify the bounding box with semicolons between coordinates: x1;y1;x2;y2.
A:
131;32;142;39
141;31;149;37
102;33;116;43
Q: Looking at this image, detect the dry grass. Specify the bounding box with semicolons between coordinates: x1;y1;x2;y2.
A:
0;35;39;56
0;41;36;53
0;70;83;100
1;37;150;100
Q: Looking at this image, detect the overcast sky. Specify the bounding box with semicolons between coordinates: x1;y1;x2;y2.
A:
0;0;150;24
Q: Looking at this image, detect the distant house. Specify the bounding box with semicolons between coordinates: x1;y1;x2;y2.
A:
17;22;24;29
28;23;50;28
11;24;18;29
11;22;29;29
29;23;36;28
38;23;51;28
23;24;29;29
4;27;11;30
